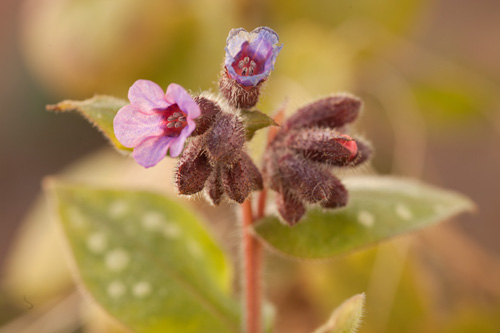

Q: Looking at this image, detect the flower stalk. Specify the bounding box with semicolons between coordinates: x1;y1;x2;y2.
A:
241;199;262;333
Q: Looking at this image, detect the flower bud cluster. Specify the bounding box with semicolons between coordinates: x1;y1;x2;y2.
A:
263;95;372;225
175;96;263;204
173;26;283;204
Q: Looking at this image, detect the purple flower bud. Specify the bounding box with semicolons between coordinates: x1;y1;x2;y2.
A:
276;191;306;226
284;95;361;131
113;80;200;168
219;69;264;109
221;161;253;204
320;182;348;209
240;152;263;191
224;27;282;87
206;112;245;165
284;128;359;166
192;96;221;136
262;94;372;225
206;165;224;206
349;139;373;167
175;138;212;195
274;153;345;204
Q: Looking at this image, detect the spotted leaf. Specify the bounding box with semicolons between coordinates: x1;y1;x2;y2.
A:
254;176;475;259
47;181;240;333
46;96;131;153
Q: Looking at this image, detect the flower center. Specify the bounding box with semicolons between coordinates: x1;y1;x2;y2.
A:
231;43;264;76
161;104;188;137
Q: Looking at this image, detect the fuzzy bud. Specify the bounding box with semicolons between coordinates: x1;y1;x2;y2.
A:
206;112;245;165
276;191;306;226
320;181;348;208
175;138;212;195
349;140;373;166
272;153;346;204
284;95;361;131
219;69;263;109
285;128;358;166
206;165;224;205
240;152;263;191
222;160;253;204
192;96;221;136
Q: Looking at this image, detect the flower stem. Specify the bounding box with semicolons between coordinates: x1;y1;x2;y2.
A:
240;103;285;332
241;199;262;333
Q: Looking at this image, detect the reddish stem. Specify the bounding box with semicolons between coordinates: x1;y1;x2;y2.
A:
241;199;262;333
241;102;286;332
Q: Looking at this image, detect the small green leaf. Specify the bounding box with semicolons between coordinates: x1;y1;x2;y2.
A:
254;176;475;259
47;96;131;152
240;109;278;140
48;182;240;333
314;293;365;333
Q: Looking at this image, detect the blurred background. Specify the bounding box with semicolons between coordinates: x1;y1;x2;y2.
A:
1;0;499;332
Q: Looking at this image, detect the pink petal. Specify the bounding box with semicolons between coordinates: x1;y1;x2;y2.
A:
113;105;164;148
166;83;201;119
132;136;172;168
168;123;194;157
128;80;170;112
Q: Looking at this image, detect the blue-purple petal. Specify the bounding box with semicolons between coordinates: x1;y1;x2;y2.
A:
224;26;282;86
225;28;249;59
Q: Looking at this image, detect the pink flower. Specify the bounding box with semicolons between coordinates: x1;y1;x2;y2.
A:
113;80;200;168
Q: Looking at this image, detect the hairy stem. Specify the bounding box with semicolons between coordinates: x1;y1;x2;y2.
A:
241;199;262;333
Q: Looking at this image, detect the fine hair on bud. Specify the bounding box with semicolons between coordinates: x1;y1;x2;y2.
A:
192;96;222;136
221;161;252;204
276;154;343;204
175;138;212;195
284;128;355;166
320;180;348;208
276;191;306;226
219;69;263;109
205;165;224;206
240;152;263;191
349;139;373;167
206;112;245;165
284;94;362;131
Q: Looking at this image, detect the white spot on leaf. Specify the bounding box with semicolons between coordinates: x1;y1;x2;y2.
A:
358;211;375;227
87;232;107;254
132;281;152;298
162;224;181;239
107;281;126;298
105;248;129;272
395;204;413;221
142;211;164;230
109;200;128;218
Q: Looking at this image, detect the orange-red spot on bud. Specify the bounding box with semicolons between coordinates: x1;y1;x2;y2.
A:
337;135;358;161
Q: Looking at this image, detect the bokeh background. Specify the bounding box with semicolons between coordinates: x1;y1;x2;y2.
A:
1;0;500;332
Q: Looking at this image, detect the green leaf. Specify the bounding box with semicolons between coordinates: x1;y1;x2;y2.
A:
47;182;240;333
240;109;277;140
47;96;131;153
314;293;365;333
254;176;475;259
